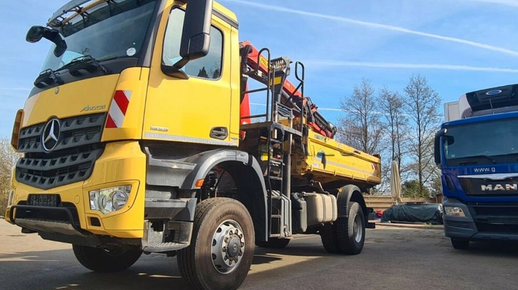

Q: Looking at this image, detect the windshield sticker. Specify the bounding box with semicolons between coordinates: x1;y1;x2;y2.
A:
126;47;137;57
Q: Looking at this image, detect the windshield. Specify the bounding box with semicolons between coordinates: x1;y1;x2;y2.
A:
41;0;157;72
444;117;518;166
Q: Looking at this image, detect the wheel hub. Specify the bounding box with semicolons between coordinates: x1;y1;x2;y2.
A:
353;214;363;243
227;236;241;257
211;219;245;274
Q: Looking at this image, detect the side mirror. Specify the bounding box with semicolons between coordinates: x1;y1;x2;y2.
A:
26;26;67;57
434;128;447;166
26;26;45;43
176;0;213;68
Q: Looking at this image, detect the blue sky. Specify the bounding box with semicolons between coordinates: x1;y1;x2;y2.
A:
1;0;518;138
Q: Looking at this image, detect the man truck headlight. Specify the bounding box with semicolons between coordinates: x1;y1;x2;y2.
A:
89;185;132;214
444;206;465;217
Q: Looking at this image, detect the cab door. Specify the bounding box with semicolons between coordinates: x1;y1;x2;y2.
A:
143;7;238;146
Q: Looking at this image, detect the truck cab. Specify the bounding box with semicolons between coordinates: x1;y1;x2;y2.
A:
435;84;518;249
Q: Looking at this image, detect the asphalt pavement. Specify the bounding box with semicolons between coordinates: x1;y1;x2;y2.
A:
1;219;518;290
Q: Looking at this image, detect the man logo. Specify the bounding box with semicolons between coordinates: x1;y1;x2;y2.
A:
42;118;61;152
481;184;518;191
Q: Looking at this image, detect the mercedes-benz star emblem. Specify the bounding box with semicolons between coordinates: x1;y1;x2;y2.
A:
42;118;61;152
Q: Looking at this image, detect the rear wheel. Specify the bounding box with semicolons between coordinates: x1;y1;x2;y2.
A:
178;198;255;290
451;238;470;250
72;245;142;273
336;202;365;255
256;238;290;248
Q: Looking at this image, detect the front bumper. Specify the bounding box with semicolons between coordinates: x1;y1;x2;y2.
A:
443;198;518;241
6;141;147;240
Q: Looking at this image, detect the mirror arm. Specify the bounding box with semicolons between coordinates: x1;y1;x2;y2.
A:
173;57;189;69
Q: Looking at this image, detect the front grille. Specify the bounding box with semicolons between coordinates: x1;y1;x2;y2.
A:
18;113;106;153
460;176;518;196
471;204;518;218
16;113;106;189
469;204;518;235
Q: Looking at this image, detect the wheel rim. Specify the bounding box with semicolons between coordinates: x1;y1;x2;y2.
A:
353;214;363;243
211;219;245;274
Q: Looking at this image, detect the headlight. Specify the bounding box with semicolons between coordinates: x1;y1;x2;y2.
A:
444;206;465;217
89;185;132;214
7;190;14;207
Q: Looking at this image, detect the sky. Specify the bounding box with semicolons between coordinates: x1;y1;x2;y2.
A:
1;0;518;138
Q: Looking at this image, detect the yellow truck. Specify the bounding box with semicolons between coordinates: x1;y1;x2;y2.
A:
5;0;381;289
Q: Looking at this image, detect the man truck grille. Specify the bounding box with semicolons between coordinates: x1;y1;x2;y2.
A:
15;113;106;189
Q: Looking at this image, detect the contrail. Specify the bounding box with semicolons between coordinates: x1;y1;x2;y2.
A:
221;0;518;57
304;61;518;73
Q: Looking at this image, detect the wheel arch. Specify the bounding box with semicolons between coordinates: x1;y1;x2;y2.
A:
337;184;368;219
181;149;268;242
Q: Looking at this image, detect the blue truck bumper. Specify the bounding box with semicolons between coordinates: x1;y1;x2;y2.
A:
443;198;518;241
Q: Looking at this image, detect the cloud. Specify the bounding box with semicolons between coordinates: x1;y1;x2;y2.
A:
221;0;518;57
303;61;518;73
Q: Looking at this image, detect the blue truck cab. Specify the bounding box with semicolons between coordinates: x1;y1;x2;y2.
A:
434;84;518;249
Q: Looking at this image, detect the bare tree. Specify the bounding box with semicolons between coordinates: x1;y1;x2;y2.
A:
379;87;408;172
403;75;442;196
0;137;19;212
337;79;384;155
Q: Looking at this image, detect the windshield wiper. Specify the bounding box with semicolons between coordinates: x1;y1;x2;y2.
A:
34;69;64;88
59;55;109;76
459;154;497;165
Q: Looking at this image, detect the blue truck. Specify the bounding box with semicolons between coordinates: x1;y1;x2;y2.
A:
434;84;518;249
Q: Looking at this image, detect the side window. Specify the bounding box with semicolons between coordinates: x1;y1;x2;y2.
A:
163;9;223;79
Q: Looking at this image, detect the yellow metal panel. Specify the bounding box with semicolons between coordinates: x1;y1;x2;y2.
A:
22;75;119;127
144;3;239;146
293;130;381;186
102;68;149;141
229;26;241;137
83;141;147;237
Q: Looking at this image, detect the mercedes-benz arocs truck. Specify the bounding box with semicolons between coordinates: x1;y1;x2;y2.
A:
435;84;518;250
5;0;381;289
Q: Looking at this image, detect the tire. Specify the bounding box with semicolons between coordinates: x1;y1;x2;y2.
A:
336;202;365;255
256;238;290;248
178;198;255;290
72;244;142;273
451;238;470;250
320;223;340;253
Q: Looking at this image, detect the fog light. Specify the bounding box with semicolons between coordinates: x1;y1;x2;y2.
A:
89;185;132;214
444;206;465;217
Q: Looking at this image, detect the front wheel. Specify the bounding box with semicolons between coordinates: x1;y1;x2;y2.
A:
72;245;142;273
178;198;255;290
336;201;365;255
